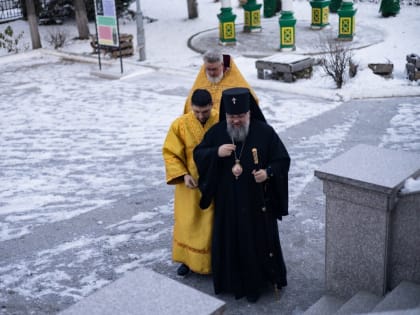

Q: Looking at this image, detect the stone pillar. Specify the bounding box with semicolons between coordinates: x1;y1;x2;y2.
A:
389;190;420;289
278;0;296;51
218;0;237;45
315;144;420;298
243;0;262;32
337;1;357;41
310;0;331;29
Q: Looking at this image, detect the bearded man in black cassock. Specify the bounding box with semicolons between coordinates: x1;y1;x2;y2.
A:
193;87;290;303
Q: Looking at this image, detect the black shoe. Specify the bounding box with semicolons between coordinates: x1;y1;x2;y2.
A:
177;264;190;276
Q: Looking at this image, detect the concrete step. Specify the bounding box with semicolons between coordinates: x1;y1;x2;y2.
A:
371;281;420;313
360;306;420;315
334;291;382;315
303;295;345;315
58;266;225;315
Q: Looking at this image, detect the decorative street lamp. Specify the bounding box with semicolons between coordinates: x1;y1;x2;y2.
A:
278;0;296;51
243;0;262;32
218;0;237;45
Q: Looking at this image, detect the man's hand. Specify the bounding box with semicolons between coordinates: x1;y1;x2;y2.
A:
252;169;268;183
218;144;236;157
184;174;198;189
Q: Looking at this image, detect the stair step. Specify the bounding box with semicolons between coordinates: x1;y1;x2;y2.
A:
335;291;382;315
58;267;225;315
372;281;420;313
303;295;345;315
365;306;420;315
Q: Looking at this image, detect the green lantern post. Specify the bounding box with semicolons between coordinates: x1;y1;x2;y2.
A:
218;0;237;45
310;0;331;29
243;0;262;32
337;1;357;41
278;0;296;51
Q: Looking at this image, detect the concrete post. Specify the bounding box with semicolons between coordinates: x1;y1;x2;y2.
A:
136;0;146;61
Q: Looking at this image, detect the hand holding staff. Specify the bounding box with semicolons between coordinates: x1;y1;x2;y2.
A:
252;148;268;183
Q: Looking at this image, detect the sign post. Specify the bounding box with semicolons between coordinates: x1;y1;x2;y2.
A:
94;0;123;73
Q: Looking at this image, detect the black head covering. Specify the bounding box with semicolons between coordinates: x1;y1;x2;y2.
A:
223;88;250;114
191;89;212;107
219;87;266;122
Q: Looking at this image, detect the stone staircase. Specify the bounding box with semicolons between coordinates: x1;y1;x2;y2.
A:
303;281;420;315
312;145;420;315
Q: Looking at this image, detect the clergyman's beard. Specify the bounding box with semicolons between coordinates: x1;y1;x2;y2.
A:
206;72;223;84
227;122;249;142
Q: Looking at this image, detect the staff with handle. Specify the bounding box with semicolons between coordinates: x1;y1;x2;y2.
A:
252;148;279;296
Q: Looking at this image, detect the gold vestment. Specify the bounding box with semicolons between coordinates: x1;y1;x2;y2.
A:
162;110;218;274
183;56;258;114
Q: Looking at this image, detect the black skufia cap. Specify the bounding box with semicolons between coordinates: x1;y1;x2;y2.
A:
191;89;212;107
219;87;266;122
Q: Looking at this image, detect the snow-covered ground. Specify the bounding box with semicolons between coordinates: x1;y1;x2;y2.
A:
0;0;419;313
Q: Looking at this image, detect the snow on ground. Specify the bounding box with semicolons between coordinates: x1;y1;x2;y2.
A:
0;0;419;311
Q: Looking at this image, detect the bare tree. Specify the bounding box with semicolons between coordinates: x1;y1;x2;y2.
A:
25;0;42;49
318;35;354;89
74;0;90;39
187;0;198;19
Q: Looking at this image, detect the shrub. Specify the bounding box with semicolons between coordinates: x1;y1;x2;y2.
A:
318;35;354;89
0;25;27;54
45;28;68;49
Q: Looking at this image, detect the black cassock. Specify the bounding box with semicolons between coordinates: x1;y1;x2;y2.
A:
194;118;290;300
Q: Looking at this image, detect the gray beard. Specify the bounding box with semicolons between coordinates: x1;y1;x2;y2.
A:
227;122;249;142
206;72;223;84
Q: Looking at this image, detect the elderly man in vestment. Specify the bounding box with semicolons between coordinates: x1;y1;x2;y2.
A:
194;87;290;302
183;50;258;114
162;89;218;276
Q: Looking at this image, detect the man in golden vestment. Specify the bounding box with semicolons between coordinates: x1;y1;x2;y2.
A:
162;89;218;276
183;50;258;115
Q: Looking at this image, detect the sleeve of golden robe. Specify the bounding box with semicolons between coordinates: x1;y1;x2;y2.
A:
183;57;259;114
162;112;217;274
162;117;188;185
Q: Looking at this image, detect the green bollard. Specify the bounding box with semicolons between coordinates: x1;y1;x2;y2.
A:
243;0;262;32
264;0;276;18
218;5;237;45
337;1;357;41
279;10;296;51
310;0;331;29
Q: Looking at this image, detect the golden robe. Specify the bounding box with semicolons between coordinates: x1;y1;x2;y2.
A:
162;109;218;274
183;55;259;114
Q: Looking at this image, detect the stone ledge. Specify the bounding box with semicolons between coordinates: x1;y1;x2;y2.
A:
59;267;225;315
315;144;420;195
